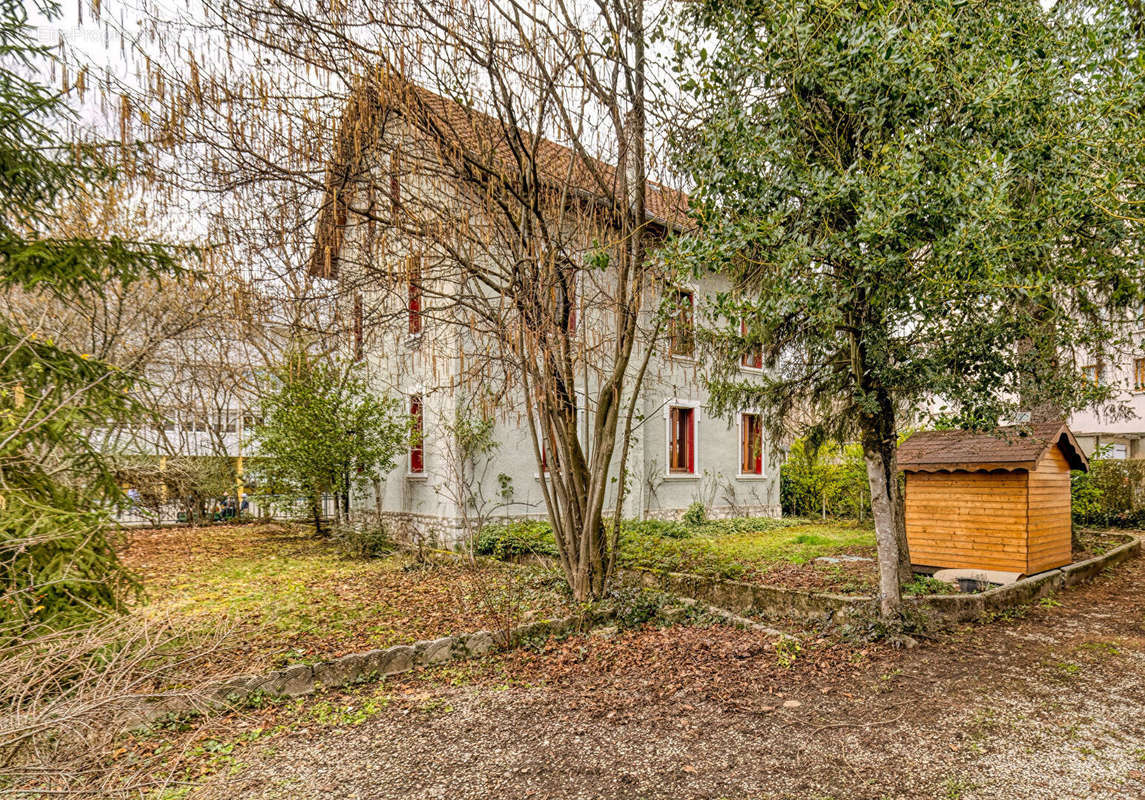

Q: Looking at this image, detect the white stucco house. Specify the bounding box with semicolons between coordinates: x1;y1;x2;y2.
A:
1069;338;1145;459
307;76;781;545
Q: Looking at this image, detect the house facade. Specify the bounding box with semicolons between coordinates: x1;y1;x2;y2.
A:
309;78;781;545
1069;343;1145;459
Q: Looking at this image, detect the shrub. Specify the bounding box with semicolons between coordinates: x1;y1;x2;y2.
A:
608;587;675;629
902;575;956;596
622;519;693;539
332;523;395;559
682;501;707;526
1071;457;1145;528
474;521;559;558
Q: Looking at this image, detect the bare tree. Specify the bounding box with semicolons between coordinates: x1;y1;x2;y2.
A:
124;0;682;600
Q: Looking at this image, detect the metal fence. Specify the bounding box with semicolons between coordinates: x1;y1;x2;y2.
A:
113;493;337;527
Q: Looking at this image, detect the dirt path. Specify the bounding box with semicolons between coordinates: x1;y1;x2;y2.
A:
196;556;1145;800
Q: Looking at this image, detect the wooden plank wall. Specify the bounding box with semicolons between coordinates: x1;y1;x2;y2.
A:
905;470;1029;572
1026;446;1073;573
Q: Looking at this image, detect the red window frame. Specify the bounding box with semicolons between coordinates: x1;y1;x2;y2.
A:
409;394;424;473
740;413;763;475
668;406;695;474
741;320;762;369
408;255;423;335
670;289;695;358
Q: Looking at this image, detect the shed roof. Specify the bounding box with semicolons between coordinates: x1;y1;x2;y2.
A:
897;423;1088;473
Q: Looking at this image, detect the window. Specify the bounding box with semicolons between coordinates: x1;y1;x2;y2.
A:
389;151;401;216
1082;363;1101;385
1135;358;1145;391
352;293;364;361
539;427;553;472
668;288;695;358
1108;443;1128;460
668;406;696;474
567;271;578;336
741;320;762;370
408;255;423;335
740;413;763;475
409;394;424;474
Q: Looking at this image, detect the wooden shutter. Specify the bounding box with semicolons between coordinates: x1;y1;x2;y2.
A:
409;395;424;473
741;413;762;474
741;321;762;369
685;408;695;473
408;255;422;335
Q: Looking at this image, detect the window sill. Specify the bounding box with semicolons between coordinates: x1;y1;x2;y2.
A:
740;365;764;374
405;333;423;348
663;473;699;481
405;472;428;481
669;354;696;364
736;473;767;481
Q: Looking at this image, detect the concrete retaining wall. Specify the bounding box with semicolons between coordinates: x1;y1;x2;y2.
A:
909;534;1141;623
623;534;1141;627
620;568;876;623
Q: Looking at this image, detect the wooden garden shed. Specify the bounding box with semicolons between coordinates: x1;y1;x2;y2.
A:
897;423;1088;575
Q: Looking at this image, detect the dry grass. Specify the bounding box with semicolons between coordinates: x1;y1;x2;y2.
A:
121;523;576;673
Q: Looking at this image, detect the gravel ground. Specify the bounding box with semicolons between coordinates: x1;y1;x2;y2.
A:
193;555;1145;800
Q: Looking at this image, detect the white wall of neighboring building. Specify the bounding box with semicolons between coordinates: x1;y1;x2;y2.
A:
1069;338;1145;458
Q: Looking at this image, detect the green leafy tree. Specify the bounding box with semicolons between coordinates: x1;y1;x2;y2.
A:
0;1;185;629
673;0;1145;617
780;439;871;522
252;352;406;535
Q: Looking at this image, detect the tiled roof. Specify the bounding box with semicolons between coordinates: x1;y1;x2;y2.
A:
896;423;1088;473
309;76;691;278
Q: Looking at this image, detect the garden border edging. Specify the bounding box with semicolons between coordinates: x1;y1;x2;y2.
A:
143;608;615;724
620;534;1141;626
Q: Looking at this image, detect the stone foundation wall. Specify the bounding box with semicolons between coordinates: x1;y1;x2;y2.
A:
381;505;783;548
378;511;471;549
641;504;782;522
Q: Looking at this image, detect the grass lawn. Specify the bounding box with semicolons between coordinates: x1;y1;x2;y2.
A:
479;516;881;593
121;523;575;674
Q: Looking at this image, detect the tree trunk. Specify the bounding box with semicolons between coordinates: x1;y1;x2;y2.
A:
312;495;325;537
887;443;912;587
863;441;903;619
342;471;351;523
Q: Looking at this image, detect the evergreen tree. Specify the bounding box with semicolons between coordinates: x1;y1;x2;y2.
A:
673;0;1145;617
0;1;184;628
